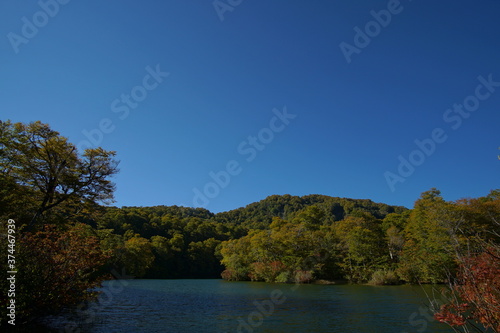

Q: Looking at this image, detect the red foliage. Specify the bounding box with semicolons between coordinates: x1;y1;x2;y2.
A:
221;269;236;281
435;247;500;332
269;261;287;274
15;224;109;319
434;304;468;327
250;261;287;282
294;270;313;283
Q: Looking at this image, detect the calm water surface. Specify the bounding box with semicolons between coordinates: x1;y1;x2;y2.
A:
44;279;454;333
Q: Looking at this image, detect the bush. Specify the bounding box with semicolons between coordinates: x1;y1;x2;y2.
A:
0;224;109;324
435;247;500;332
221;269;239;281
368;270;400;285
275;271;292;283
250;261;287;282
294;270;313;283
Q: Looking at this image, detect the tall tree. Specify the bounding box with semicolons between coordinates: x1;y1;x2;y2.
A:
333;214;387;282
398;189;458;283
0;120;118;229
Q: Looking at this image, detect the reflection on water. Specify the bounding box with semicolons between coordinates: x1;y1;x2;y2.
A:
34;279;454;333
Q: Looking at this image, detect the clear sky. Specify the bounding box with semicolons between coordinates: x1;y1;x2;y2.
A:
1;0;499;213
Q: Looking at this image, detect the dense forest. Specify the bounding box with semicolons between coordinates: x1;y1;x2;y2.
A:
66;193;407;280
1;121;499;331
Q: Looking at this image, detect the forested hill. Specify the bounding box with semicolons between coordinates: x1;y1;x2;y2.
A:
84;194;407;279
100;194;408;232
214;194;408;228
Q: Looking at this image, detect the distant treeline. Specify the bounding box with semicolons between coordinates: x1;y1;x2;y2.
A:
76;190;497;287
82;194;408;280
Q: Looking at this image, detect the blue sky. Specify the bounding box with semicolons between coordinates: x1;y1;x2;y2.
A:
1;0;499;213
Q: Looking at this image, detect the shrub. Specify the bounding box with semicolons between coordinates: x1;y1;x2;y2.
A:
0;224;109;324
435;247;500;332
368;270;400;285
294;270;313;284
250;261;287;282
275;271;292;283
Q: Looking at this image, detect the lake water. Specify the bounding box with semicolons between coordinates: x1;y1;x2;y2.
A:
41;279;455;333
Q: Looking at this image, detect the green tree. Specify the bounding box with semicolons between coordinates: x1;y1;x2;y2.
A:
398;189;458;283
145;235;177;278
220;236;254;281
122;236;154;277
333;214;387;282
0;120;118;230
220;217;334;283
188;238;223;278
0;121;118;324
291;205;327;230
